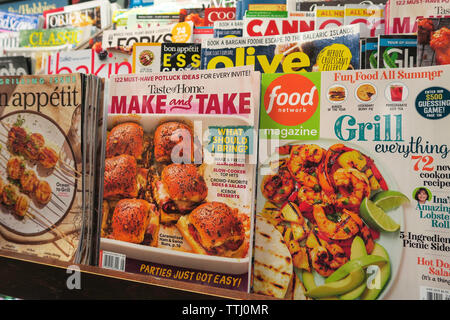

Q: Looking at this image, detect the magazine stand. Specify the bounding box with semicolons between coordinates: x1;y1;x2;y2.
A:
0;251;272;299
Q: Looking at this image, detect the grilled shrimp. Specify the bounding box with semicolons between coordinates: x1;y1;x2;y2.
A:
359;224;375;254
298;186;323;206
336;149;385;191
333;168;371;210
295;171;320;189
312;205;363;241
309;243;348;277
261;168;295;205
288;144;325;183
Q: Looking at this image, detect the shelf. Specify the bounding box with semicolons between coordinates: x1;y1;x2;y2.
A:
0;250;273;300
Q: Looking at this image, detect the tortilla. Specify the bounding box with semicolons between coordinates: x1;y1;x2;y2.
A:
253;215;293;298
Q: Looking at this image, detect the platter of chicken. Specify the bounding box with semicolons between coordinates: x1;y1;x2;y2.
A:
100;114;254;274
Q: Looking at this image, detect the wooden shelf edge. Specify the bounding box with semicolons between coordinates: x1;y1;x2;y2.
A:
0;250;276;300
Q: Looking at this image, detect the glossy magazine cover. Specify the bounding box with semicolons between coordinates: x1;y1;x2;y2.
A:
43;0;111;29
99;67;260;292
202;25;361;73
0;74;85;263
385;0;450;34
132;42;201;73
243;16;315;37
102;21;194;55
417;17;450;67
378;34;417;69
254;65;450;300
44;48;132;78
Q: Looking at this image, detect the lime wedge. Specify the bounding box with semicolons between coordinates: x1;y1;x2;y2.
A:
371;190;410;212
360;198;400;232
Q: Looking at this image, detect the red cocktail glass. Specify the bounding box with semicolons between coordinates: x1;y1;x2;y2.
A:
390;85;403;101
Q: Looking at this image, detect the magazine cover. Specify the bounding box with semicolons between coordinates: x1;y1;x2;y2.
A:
193;26;214;44
417;18;450;67
248;3;286;11
0;32;19;52
18;27;98;48
245;10;288;19
343;4;385;38
243;16;315;37
314;5;344;30
126;13;180;29
202;25;361;73
204;7;236;26
211;0;236;7
385;0;450;34
43;0;111;29
378;34;417;69
3;45;71;75
179;7;206;27
254;65;450;300
0;56;31;75
0;0;68;15
45;49;132;78
0;74;88;263
99;67;260;292
360;39;365;69
132;42;201;73
296;0;387;12
213;20;243;38
102;22;194;55
0;11;39;32
365;37;379;69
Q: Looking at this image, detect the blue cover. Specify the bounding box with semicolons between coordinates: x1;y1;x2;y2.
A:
0;10;39;31
236;0;242;20
128;0;154;8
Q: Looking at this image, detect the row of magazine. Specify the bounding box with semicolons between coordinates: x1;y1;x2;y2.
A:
3;1;450;78
0;0;449;301
1;63;450;300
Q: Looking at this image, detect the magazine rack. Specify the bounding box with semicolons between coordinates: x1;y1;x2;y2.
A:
0;251;272;300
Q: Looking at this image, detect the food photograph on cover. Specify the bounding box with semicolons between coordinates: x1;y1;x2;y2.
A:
417;17;450;67
100;119;251;260
98;67;260;292
256;141;403;300
0;74;94;264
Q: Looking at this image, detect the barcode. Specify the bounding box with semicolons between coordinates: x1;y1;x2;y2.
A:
101;251;126;272
420;286;450;300
427;292;443;300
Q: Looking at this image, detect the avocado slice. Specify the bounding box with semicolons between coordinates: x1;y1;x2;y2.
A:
350;236;367;260
338;236;368;300
302;270;317;291
339;281;367;300
306;268;366;299
360;243;391;300
325;254;387;283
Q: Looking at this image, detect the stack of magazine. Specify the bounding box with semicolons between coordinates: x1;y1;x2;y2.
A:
0;73;104;265
0;0;450;301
